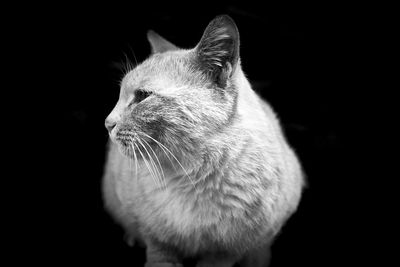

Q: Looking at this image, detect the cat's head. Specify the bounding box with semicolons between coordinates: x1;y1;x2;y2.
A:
105;15;241;169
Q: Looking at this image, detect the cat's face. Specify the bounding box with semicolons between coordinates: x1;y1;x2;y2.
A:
105;15;240;167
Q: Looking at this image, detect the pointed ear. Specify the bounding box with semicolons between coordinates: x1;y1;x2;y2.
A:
147;30;178;54
194;15;240;87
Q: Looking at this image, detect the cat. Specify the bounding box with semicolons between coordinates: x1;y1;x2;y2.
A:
103;15;304;267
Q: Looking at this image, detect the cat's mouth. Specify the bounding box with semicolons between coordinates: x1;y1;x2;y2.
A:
114;133;138;158
115;131;171;165
114;131;155;161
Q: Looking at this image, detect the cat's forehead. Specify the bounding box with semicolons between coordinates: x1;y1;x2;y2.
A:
120;51;201;94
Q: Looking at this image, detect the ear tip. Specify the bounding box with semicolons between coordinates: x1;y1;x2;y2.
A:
212;14;239;37
215;14;235;23
214;14;237;28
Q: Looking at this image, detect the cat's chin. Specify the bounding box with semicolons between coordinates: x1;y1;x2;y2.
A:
115;141;136;159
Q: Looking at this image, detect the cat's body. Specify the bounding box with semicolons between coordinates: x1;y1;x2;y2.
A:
103;15;304;267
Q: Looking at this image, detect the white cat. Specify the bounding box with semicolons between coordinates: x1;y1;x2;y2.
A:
103;15;304;267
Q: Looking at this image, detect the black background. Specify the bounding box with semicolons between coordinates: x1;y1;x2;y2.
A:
10;2;367;266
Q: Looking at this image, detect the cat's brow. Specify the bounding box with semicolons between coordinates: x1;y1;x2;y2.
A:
123;85;143;96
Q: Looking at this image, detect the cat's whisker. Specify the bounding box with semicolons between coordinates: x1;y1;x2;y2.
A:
144;134;177;172
128;45;138;66
128;142;134;172
139;133;178;170
128;143;132;170
133;147;138;184
136;138;161;188
142;138;167;190
134;142;159;188
122;52;133;76
129;137;139;184
137;138;163;189
139;132;198;190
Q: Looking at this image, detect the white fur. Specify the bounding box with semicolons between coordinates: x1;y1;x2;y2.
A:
103;15;304;266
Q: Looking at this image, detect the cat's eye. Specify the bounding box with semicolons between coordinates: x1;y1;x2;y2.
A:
132;89;152;105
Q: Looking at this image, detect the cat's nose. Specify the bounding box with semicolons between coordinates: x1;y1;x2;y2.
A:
105;118;116;134
105;104;122;135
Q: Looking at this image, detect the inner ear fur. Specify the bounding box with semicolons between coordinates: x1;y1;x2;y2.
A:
195;15;240;87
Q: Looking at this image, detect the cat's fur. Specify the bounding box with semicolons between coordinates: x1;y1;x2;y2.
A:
103;15;304;267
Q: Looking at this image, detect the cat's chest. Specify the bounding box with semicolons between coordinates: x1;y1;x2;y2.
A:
143;183;223;232
115;170;225;232
113;165;262;254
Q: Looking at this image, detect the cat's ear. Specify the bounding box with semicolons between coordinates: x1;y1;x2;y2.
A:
147;30;178;54
194;15;240;87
